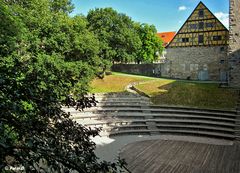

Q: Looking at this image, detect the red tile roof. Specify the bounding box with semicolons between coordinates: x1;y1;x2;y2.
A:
157;32;176;47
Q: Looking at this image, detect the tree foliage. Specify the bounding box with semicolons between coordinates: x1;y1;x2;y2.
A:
87;8;142;64
87;8;164;65
0;0;123;172
1;0;163;172
135;23;164;63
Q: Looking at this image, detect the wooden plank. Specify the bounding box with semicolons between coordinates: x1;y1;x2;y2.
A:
120;140;240;173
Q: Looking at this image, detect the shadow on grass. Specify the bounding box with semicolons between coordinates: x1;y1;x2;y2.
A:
146;81;238;110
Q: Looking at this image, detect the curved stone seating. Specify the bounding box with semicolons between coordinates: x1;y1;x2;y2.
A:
84;111;236;123
156;124;233;132
96;101;150;106
92;106;235;116
74;118;235;139
65;92;238;140
109;129;235;139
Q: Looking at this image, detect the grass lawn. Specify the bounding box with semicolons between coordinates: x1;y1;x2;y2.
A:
90;72;153;93
135;79;238;110
90;72;238;110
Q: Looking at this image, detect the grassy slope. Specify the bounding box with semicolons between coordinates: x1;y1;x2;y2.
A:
90;73;238;110
90;73;153;93
136;80;238;110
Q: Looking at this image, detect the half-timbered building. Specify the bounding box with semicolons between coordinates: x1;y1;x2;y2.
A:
162;1;229;81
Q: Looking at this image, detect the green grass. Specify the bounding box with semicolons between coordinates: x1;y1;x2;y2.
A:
135;79;238;110
90;72;238;110
90;73;153;93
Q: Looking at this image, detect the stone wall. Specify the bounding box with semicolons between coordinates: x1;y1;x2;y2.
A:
111;63;164;77
228;0;240;87
163;46;228;81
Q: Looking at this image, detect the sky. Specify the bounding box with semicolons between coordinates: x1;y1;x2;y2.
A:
71;0;229;32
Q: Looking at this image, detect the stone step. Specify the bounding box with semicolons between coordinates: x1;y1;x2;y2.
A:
92;107;236;117
71;114;99;120
75;119;110;126
94;96;146;100
109;129;151;136
69;109;237;131
99;113;236;122
155;125;234;133
235;131;240;135
90;126;235;139
235;121;240;125
78;120;145;127
96;99;151;103
149;105;236;114
77;118;235;128
153;119;235;127
109;129;235;139
96;98;150;103
112;125;148;131
152;115;236;123
96;102;151;106
85;104;235;114
63;94;239;141
63;105;236;118
70;105;236;118
111;124;233;133
96;96;150;99
94;92;143;97
155;121;234;129
235;126;240;131
86;120;234;132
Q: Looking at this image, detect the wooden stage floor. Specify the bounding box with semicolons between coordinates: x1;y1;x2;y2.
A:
119;140;240;173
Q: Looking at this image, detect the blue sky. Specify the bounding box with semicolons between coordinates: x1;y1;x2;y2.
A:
71;0;229;32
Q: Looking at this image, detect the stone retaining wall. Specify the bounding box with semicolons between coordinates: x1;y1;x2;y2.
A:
111;63;164;77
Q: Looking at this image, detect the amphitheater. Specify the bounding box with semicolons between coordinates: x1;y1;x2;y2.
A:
62;87;240;173
62;0;240;171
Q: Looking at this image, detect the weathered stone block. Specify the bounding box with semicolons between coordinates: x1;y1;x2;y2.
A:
163;46;228;81
228;0;240;88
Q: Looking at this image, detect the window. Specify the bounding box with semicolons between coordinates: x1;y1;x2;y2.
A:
182;38;189;43
220;47;225;51
189;24;197;29
206;22;214;28
198;22;204;29
213;35;222;41
198;35;204;44
220;60;225;64
199;9;204;17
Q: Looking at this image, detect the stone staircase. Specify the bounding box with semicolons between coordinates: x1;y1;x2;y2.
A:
235;90;240;140
62;92;239;141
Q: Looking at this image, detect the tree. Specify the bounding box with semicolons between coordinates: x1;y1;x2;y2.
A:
0;0;124;172
0;1;27;57
135;23;164;64
87;8;142;65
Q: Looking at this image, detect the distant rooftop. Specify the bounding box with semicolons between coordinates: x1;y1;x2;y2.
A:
157;32;176;47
